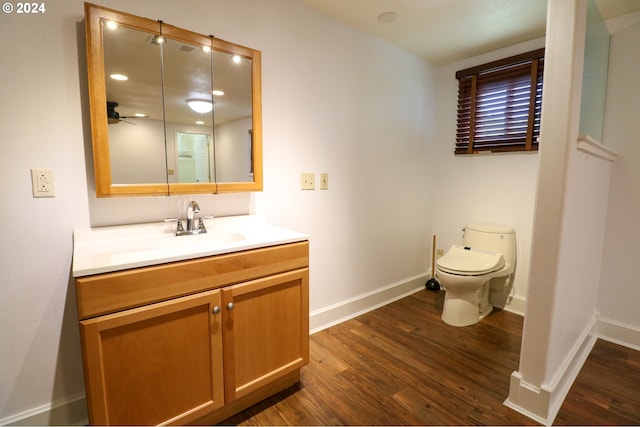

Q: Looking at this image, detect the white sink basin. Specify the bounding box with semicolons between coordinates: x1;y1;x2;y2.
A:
73;215;307;277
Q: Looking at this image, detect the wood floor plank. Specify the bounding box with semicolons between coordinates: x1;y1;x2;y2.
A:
555;339;640;425
348;325;482;423
222;290;640;426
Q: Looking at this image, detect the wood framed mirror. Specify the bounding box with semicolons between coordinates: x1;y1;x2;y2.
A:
85;3;262;197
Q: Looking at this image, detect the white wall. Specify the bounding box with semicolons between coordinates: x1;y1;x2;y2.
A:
598;20;640;332
215;117;253;182
0;0;437;424
108;119;167;184
506;2;619;424
541;131;612;393
432;38;543;315
0;2;91;425
259;7;437;312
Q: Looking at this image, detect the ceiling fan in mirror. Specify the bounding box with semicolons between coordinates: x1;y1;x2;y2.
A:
106;101;150;125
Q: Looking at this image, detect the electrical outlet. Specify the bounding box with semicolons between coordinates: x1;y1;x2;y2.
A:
31;169;56;198
320;173;329;190
301;172;315;190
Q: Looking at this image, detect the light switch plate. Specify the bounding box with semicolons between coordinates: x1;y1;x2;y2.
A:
320;173;329;190
301;172;315;190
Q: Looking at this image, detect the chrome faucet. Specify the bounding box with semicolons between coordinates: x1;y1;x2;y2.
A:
186;200;200;232
165;200;211;236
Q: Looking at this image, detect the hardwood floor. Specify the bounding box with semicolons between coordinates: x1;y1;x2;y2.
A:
222;289;640;426
554;339;640;425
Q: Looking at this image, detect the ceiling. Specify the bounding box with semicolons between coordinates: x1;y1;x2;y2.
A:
297;0;640;65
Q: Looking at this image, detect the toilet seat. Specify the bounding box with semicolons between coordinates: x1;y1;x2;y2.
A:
436;245;504;276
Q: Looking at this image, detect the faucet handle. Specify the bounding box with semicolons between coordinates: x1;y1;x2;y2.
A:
164;218;184;232
198;215;214;230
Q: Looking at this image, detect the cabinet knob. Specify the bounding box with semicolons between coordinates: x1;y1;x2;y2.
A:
227;302;235;311
212;306;221;314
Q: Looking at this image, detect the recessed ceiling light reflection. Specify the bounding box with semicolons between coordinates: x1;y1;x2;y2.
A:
212;90;224;96
232;54;242;64
105;21;118;30
110;73;128;81
196;120;204;125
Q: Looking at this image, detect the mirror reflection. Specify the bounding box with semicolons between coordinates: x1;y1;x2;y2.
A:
212;50;254;183
103;23;166;185
176;131;212;183
161;34;215;184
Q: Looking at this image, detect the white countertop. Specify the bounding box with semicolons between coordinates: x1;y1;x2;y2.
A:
72;215;308;277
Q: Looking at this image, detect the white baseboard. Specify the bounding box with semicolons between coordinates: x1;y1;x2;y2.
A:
504;372;551;425
501;294;527;316
597;316;640;351
309;273;428;334
2;393;88;426
504;314;598;425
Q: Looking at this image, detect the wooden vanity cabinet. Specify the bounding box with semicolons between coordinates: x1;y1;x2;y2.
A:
76;242;309;426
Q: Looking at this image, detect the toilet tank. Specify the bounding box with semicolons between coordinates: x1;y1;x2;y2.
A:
463;223;516;272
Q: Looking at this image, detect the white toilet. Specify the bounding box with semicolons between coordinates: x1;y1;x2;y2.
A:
435;223;516;327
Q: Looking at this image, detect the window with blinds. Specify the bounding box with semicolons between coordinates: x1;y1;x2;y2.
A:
455;48;544;155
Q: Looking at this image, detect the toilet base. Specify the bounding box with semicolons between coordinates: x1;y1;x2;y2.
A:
441;284;492;327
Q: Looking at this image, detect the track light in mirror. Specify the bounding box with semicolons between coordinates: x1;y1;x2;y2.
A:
186;99;213;114
105;21;118;30
232;54;242;64
110;73;128;81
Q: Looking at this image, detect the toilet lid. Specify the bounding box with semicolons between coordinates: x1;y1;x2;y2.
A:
436;245;504;275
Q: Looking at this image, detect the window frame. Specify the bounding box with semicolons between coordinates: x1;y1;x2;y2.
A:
455;48;545;155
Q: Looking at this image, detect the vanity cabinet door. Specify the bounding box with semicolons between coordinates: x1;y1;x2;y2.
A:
79;290;224;426
222;268;309;402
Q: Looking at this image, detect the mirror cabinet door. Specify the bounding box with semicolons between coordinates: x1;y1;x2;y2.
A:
85;3;262;197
